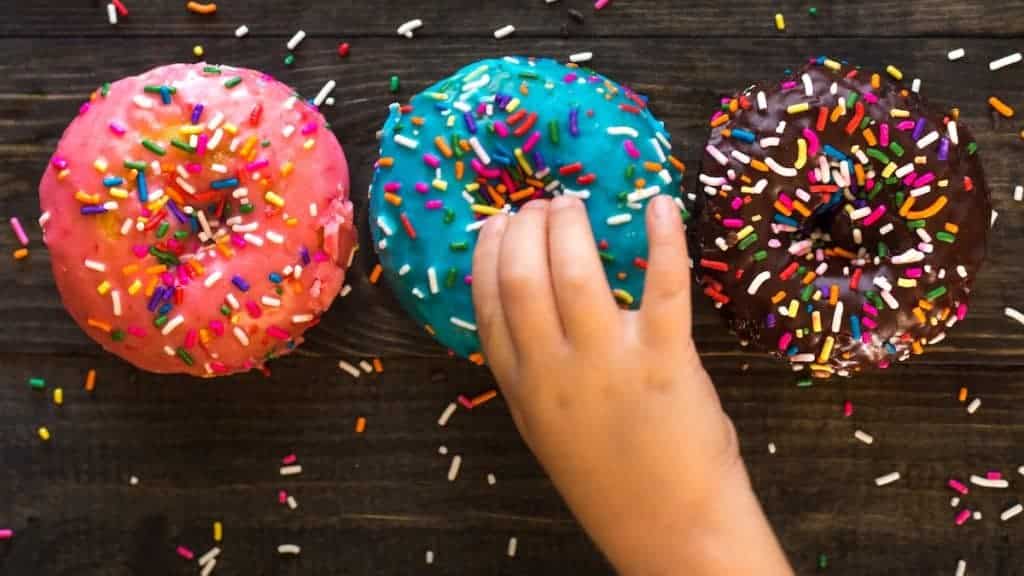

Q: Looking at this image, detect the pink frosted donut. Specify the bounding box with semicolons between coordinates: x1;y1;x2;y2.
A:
38;63;356;377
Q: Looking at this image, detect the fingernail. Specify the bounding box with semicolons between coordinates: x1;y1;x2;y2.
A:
651;194;674;221
522;199;549;211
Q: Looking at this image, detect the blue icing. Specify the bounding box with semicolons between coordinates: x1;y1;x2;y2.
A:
368;57;685;360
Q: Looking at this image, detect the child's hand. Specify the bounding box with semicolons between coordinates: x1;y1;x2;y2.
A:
472;195;792;576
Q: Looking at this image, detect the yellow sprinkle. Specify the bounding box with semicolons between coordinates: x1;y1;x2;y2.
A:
223;122;238;135
108;187;129;199
882;162;898;178
787;299;799;318
886;65;904;80
303;138;316;150
53;388;63;406
823;59;841;71
93;158;109;173
505;98;521;112
613;289;635;305
213;521;223;542
97;281;112;295
818;336;836;363
898;277;918;288
57;169;70;181
889;108;910;118
471;204;503;216
179;124;205;135
736;225;754;240
38;427;51;441
240;135;258;157
280;162;294;177
426;92;449;101
794;138;807;169
786;102;810;114
432;179;449;192
193;45;204;57
514;148;533;176
812;311;822;333
265;191;285;208
465;182;481;193
128;279;143;295
774;13;785;31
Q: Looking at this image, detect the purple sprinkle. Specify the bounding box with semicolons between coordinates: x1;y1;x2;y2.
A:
232;275;250;292
191;104;205;125
300;246;311;266
569;108;580;137
766;313;777;329
937;138;949;162
912;118;927;141
167;200;188;223
80;205;107;215
147;287;166;312
532;150;546;172
79;102;91;116
109;122;127;136
463;112;478;134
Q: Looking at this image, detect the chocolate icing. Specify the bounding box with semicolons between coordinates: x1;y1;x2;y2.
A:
694;58;991;378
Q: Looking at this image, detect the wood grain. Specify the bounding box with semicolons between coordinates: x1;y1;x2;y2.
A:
3;2;1024;575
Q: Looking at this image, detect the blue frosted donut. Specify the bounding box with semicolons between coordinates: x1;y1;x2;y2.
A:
368;57;686;361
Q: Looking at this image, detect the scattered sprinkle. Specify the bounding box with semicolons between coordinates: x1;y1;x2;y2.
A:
970;474;1008;488
286;30;307;51
774;13;785;31
989;52;1022;71
277;544;301;556
280;465;303;477
967;397;982;414
1001;503;1023;521
447;454;462;482
438;402;457;427
493;24;516;40
875;472;901;487
185;1;217;15
234;25;249;38
338;360;361;378
948;48;966;61
853;430;874;445
507;537;518;558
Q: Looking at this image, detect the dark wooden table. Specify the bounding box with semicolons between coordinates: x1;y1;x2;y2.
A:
2;1;1024;574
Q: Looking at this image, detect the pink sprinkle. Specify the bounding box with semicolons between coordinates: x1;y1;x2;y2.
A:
132;245;149;258
948;479;969;495
493;121;510;138
425;200;443;210
0;529;13;540
51;157;69;170
722;218;744;229
780;80;798;91
880;124;890;147
278;490;289;504
282;454;297;465
862;303;879;317
862;317;878;330
778;332;793;351
109;122;127;136
913;172;936;187
896;120;916;131
196;133;208;156
209;320;225;336
247;158;270;172
127;326;146;338
563;73;578;84
802;128;820;157
877;356;889;368
245;301;262;318
301;122;318;135
415;182;430;194
905;267;923;279
231;234;247;248
955;509;972;526
522;131;541;153
384;182;402;193
211;362;228;374
176;546;195;560
710;111;727;124
956;303;968;321
475;103;487;116
863;205;887;227
267;326;290;340
457;395;473;409
463;275;473;285
778;193;794;209
624;140;641;159
471;159;500;179
730;197;743;211
594;0;610;9
184;329;198;349
901;172;917;186
863;92;879;104
185;163;203;174
313;251;329;263
79;102;91;116
987;471;1003;480
176;265;189;285
843;400;854;417
9;217;29;246
423;154;441;169
500;170;517;194
807;170;819;184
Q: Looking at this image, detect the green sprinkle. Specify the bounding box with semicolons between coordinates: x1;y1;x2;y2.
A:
29;378;46;389
284;54;296;66
598;251;615;263
390;75;400;93
203;66;222;75
809;6;818;16
261;139;272;148
220;305;231;316
239;203;255;214
866;291;885;311
800;284;815;302
894;191;905;208
112;329;125;342
443;208;456;224
625;165;635;181
148;246;179;265
170;138;195;153
967;142;978;155
866;148;890;165
548;120;560;145
141;139;166;156
449;241;469;252
143;85;176;94
906;219;926;229
753;250;768;262
451;134;463;158
124;160;147;172
445;267;458;289
937;231;956;243
156;221;170;239
877;242;889;257
173;230;189;240
100;82;111;97
797;378;814;388
818;553;828;569
224;76;243;89
926;286;948;301
518;71;540;79
868;181;883;200
737;233;759;251
845;91;859;108
860;116;872;130
176;348;194;366
888;141;905;157
154;315;169;328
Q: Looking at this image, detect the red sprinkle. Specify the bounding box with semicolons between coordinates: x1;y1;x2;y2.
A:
400;212;418;239
337;42;351;58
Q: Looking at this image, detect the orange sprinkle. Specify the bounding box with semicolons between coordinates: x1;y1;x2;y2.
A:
509;187;537;203
958;386;968;403
186;1;217;14
911;340;924;355
905;195;948;220
829;285;840;306
668;156;686;172
434;136;453;158
378;157;395;168
455;161;465;181
728;99;739;113
854;163;866;186
913;307;927;325
862;128;877;146
749;159;770;172
145;265;168;275
372;358;383;373
355;417;367;434
85;369;96;393
75;191;101;204
710;113;730;128
87;318;112;332
801;272;816;285
411;117;425;127
13;248;28;260
988;96;1015;118
467;353;485;366
280;162;294;177
918;299;934;311
471;389;498;407
384;192;402;206
425;324;436;336
791;201;811;217
944;222;960;234
771;291;787;305
871;73;881;90
369;264;383;284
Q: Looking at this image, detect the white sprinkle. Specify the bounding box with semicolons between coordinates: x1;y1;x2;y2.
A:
1001;503;1023;521
967;397;982;414
948;48;965;61
394;134;419;150
198;547;221;567
281;125;295;139
705;144;729;166
916;131;940;149
277;544;301;556
768;442;777;455
946;120;959;145
891;248;925;265
358;360;373;374
130;475;139;485
200;559;216;576
493;24;516;39
232;326;250;346
974;511;984;521
801;73;813;96
133;95;155;109
84;259;107;272
765;157;798;177
397;18;424;37
992;209;999;228
450;316;477;331
447;455;462;482
955;560;967;576
338;360;361;378
755;90;768;111
375;216;394;237
203;271;223;288
607;126;640;138
261;296;281;308
875;472;901;486
398;264;411;276
1004;306;1024;326
279;465;303;477
438;402;457;427
111;290;122;318
106;3;118;25
287;495;299;510
911;78;921;94
286;30;306;51
427;267;439;294
747;271;772;296
507;537;518;558
1015;185;1023;202
626;186;661;204
487;473;497;486
606;214;632;226
831;301;844;333
292;314;314;324
234;25;250;38
438;445;448;455
313;80;337;107
854;430;874;445
970;474;1008;488
243;233;264;247
425;550;435;565
265;230;285;245
340;284;352;298
951;496;960;507
161;315;185;336
225;293;240;310
569;52;593;63
989;52;1022;71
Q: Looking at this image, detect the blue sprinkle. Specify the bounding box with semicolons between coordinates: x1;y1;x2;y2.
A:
823;145;848;161
232;275;250;292
773;214;800;227
137;172;148;202
269;272;283;284
103;176;124;187
211;177;240;190
884;342;897;354
158;302;173;315
159;86;172;105
850;315;862;340
730;128;756;143
532;150;546;172
786;345;800;357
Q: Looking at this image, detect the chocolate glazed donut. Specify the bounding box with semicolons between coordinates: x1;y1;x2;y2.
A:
693;58;991;378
